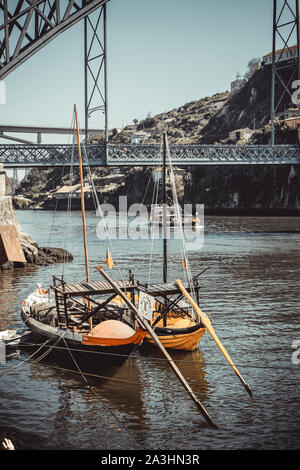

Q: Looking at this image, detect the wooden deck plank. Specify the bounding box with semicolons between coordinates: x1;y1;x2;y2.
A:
52;278;138;297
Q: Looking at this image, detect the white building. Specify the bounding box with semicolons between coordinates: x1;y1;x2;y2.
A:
130;131;150;144
263;44;298;65
231;73;244;91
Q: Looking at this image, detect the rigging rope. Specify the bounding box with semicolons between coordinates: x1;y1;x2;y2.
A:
165;137;198;315
45;111;76;276
0;330;68;377
147;176;160;285
79;126;127;287
63;113;76;272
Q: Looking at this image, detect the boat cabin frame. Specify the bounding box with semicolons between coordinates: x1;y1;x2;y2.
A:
49;274;202;331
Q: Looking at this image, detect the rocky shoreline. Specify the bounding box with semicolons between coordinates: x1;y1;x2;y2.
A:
0;164;73;271
0;231;73;270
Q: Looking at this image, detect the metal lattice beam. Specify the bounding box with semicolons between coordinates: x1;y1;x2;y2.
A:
271;0;300;144
0;144;300;167
0;0;109;79
84;3;107;144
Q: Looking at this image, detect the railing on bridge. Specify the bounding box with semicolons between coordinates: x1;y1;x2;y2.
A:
107;143;300;166
0;143;300;167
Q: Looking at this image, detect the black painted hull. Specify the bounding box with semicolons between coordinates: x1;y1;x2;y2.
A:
21;308;139;372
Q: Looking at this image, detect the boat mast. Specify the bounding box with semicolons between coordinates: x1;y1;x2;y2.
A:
74;104;90;283
162;131;167;284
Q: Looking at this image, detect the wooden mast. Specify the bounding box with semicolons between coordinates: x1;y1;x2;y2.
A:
74;104;90;283
162;132;168;327
162;131;167;284
74;104;92;330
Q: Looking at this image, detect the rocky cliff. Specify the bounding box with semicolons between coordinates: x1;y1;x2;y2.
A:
185;64;300;214
185;164;300;215
14;62;300;214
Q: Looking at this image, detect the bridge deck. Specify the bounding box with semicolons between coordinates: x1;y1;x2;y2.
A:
0;143;300;167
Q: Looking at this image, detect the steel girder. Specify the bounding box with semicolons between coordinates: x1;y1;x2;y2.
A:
0;0;109;79
107;143;300;165
1;144;300;167
0;143;106;166
84;3;107;143
271;0;300;144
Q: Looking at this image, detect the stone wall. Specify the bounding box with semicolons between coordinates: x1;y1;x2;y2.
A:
0;164;6;196
0;196;20;229
0;163;20;229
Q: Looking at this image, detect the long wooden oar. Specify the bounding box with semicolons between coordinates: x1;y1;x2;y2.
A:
96;266;218;429
176;279;252;398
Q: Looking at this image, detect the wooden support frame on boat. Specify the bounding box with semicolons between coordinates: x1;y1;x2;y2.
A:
50;274;139;329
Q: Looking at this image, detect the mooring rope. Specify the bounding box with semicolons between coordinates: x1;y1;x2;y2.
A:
0;333;62;377
3;349;299;409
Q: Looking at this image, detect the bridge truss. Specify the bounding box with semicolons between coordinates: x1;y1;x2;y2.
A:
271;0;300;144
0;0;109;138
0;0;108;78
1;143;300;167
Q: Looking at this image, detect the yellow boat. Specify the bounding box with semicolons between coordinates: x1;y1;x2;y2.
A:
108;282;206;351
141;289;207;351
143;315;206;351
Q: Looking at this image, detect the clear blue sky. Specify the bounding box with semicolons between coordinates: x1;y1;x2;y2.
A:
1;0;275;143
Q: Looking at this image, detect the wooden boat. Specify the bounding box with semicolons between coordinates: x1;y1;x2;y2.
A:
150;167;200;230
19;118;251;428
20;105;145;372
139;279;206;351
21;278;145;370
150;204;201;229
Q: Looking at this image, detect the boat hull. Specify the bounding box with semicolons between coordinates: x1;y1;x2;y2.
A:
143;322;206;351
21;308;143;372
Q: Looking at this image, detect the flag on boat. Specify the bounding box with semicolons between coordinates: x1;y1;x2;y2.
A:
184;257;188;270
106;249;114;269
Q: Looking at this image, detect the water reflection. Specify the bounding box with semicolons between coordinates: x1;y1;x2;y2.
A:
0;266;40;330
1;212;299;449
139;345;210;403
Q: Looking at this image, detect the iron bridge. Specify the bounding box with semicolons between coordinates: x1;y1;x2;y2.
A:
0;143;300;168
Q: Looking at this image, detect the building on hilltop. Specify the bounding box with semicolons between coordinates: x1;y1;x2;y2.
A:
262;44;298;65
230;73;244;91
130;131;150;144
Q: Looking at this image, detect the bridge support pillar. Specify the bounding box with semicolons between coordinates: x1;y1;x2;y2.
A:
271;0;300;145
84;3;108;151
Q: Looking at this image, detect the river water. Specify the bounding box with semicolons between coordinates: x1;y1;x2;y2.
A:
0;210;299;451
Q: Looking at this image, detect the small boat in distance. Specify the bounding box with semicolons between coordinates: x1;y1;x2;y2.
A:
150;204;201;229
